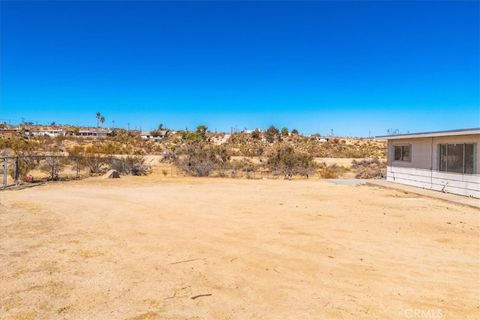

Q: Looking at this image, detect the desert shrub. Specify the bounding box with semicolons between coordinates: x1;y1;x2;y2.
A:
251;129;261;140
229;158;257;178
239;158;256;178
1;136;41;155
8;156;40;181
266;145;316;179
264;126;280;143
175;142;229;177
232;142;264;157
318;164;339;179
109;155;151;176
67;146;88;177
351;159;386;179
76;145;123;175
84;155;108;174
84;141;133;155
214;145;231;177
296;159;317;178
69;157;87;178
126;155;151;176
40;156;67;180
181;125;209;142
160;149;177;163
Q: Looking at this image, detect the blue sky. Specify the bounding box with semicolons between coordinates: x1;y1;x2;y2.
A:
1;1;479;136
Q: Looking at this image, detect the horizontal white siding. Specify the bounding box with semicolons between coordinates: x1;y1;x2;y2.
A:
387;166;480;198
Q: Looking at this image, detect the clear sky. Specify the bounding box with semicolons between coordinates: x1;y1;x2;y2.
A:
1;1;479;136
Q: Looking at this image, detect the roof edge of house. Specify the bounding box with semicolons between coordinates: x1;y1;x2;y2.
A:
375;128;480;140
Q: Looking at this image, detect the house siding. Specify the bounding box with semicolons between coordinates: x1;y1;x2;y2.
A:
386;134;480;198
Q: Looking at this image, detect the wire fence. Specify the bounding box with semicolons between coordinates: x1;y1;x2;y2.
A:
1;154;371;189
0;155;149;189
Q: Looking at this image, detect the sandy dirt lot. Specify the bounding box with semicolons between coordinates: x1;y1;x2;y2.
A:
0;175;478;319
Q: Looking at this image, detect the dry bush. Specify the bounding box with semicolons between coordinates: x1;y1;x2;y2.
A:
174;142;232;177
8;155;40;181
266;145;316;179
39;156;68;181
82;156;108;174
124;155;151;176
265;126;280;143
175;143;220;177
160;149;177;163
229;158;257;178
109;155;151;176
318;163;349;179
351;159;386;179
319;164;339;179
225;133;266;156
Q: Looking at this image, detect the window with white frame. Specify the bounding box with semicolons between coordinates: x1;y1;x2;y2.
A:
438;143;476;174
393;145;411;161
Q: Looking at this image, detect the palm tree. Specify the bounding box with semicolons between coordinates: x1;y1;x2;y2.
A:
95;112;105;140
96;112;101;128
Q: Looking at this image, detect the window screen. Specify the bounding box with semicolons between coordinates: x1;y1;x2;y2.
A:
438;143;476;174
465;144;474;174
401;145;411;161
447;144;464;173
394;145;411;161
439;144;447;172
394;146;402;160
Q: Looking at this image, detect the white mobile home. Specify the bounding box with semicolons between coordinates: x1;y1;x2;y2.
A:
29;129;66;138
78;129;111;138
140;130;167;141
377;128;479;198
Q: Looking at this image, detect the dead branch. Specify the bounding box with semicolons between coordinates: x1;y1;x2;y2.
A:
190;294;212;300
169;258;202;265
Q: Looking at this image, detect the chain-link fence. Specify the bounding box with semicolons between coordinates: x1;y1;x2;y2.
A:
1;156;19;188
1;155;150;189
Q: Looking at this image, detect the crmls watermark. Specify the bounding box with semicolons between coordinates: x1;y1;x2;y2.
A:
403;308;444;319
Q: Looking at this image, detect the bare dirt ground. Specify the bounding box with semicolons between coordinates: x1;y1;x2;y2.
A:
0;174;478;320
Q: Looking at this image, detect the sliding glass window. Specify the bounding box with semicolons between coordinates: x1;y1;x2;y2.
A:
438;143;476;174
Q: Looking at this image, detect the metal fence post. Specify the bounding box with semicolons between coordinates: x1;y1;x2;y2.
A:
76;158;80;178
14;156;19;185
3;157;7;188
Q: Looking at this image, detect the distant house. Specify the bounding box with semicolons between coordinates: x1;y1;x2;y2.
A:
211;134;231;145
140;130;167;141
29;129;66;138
310;134;329;142
0;128;20;136
377;128;479;198
78;129;111;138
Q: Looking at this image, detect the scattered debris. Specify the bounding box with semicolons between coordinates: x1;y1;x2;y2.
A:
164;286;190;300
169;258;203;265
190;294;212;300
103;169;120;179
